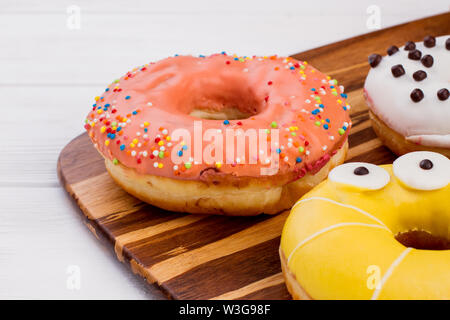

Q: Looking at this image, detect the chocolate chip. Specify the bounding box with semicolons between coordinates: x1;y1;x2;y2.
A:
421;54;434;68
354;166;369;175
391;64;405;78
413;70;427;81
419;159;433;170
423;35;436;48
408;49;422;60
437;88;449;101
368;54;382;68
446;38;450;50
387;45;399;56
410;88;424;102
404;41;416;51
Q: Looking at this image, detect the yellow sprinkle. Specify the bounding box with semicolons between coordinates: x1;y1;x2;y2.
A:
158;141;164;146
100;126;106;133
215;162;222;169
105;140;110;146
166;136;171;141
97;109;103;114
130;143;135;148
132;138;138;145
158;163;163;168
144;121;149;127
94;96;100;101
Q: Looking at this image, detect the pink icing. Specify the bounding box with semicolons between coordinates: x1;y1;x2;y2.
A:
85;54;351;181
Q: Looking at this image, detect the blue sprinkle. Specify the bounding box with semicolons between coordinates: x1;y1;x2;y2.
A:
330;85;334;89
311;88;316;91
323;124;329;130
311;109;320;115
105;103;110;108
223;120;230;125
319;104;324;108
109;133;116;139
132;111;137;115
326;118;330;123
234;57;239;61
116;127;122;132
343;106;348;111
221;51;226;55
296;157;302;163
290;66;295;70
178;150;183;156
144;128;148;132
340;93;347;98
93;104;97;107
120;144;125;151
182;145;188;150
105;88;109;92
276;148;281;154
343;126;347;130
125;96;131;100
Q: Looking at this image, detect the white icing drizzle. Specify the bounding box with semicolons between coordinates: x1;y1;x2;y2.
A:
364;35;450;148
371;247;413;300
286;222;391;264
292;196;388;227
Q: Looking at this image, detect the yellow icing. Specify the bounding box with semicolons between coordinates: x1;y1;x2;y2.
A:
280;165;450;299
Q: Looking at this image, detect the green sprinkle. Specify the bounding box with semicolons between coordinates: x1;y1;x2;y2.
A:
113;158;119;165
266;129;271;134
315;121;321;126
291;132;296;136
158;151;164;158
338;128;345;135
298;146;305;153
184;162;191;169
270;121;278;128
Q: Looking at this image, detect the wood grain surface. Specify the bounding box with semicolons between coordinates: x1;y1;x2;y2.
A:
57;12;450;300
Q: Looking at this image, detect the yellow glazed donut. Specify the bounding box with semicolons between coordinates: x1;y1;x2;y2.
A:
280;151;450;300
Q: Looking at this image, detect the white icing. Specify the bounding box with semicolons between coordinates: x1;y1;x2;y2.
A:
406;134;450;148
364;36;450;148
329;162;390;190
393;151;450;190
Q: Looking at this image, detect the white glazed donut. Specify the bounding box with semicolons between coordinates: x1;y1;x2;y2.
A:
364;35;449;155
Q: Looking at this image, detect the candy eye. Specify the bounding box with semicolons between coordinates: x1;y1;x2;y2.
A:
329;162;390;190
393;151;450;190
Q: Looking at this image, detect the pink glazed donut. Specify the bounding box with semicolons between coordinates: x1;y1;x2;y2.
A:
84;53;351;215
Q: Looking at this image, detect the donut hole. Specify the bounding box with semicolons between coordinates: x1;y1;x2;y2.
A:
189;107;253;120
185;75;264;120
395;230;450;250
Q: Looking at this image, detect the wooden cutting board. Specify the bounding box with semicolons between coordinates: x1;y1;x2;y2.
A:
58;13;450;300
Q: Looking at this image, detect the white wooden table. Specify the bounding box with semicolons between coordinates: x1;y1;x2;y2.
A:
1;0;448;299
